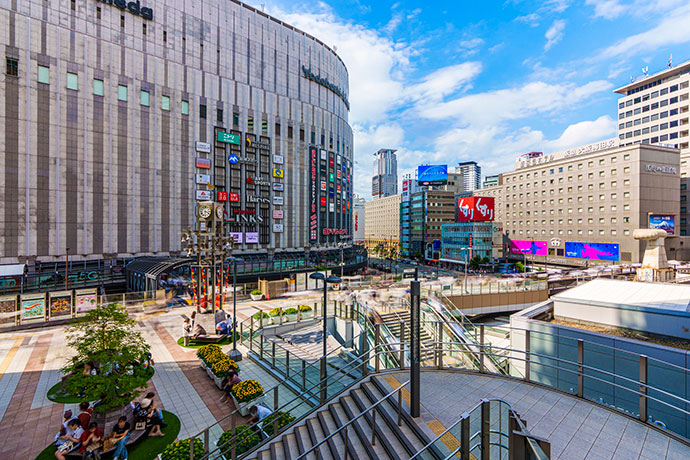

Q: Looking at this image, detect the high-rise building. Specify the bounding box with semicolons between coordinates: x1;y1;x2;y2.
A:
455;162;482;192
372;149;398;199
364;194;401;254
353;197;366;246
483;174;501;188
409;190;456;259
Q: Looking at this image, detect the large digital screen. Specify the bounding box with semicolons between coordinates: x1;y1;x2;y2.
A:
510;240;547;256
417;165;448;185
649;215;675;235
565;242;619;261
458;197;495;222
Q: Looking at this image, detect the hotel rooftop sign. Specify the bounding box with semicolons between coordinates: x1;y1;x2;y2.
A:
515;138;620;170
97;0;153;20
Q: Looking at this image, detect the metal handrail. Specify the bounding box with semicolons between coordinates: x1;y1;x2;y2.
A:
293;379;411;460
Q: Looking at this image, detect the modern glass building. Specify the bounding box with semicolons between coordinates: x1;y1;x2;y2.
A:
441;221;503;266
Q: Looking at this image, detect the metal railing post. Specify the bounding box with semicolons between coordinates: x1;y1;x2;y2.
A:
460;416;470;460
240;322;244;345
259;310;264;329
204;429;209;454
231;412;237;460
437;322;444;369
343;426;349;460
249;321;254;352
279;306;284;325
301;360;306;391
397;389;403;427
274;386;280;436
640;355;648;423
320;356;327;404
524;330;531;383
190;436;194;460
375;324;381;372
272;342;276;368
371;408;377;446
400;325;405;370
479;324;485;373
260;335;264;360
481;399;490;460
286;350;290;378
577;339;584;398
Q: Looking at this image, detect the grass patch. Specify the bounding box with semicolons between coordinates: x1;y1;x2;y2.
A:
47;367;155;404
176;335;238;349
35;411;180;460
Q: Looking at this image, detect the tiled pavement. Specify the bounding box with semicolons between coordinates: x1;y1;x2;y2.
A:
380;370;690;460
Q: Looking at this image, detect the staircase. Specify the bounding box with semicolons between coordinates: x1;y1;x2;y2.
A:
246;375;438;460
377;310;435;363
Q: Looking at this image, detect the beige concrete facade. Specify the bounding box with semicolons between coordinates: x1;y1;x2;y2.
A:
475;143;690;264
364;194;401;253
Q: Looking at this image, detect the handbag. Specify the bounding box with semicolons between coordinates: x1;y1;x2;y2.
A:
57;440;74;452
102;436;115;451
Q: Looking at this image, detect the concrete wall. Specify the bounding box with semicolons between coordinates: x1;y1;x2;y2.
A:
446;289;548;315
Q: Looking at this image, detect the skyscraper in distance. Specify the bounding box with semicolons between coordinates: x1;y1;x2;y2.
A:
455;161;482;192
372;149;398;199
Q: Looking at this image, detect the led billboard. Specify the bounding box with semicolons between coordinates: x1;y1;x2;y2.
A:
649;215;675;235
417;165;448;185
565;242;619;261
510;240;547;256
457;197;495;222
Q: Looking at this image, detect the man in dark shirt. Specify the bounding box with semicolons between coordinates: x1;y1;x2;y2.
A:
79;422;103;455
111;416;130;460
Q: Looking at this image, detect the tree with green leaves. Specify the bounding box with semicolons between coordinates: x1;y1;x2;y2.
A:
62;303;151;413
515;261;525;273
469;255;483;271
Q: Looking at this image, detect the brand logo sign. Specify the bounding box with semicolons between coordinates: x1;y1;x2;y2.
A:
225;210;264;224
273;224;284;233
217;191;228;202
245;232;259;243
645;164;677;174
228;192;239;202
273;168;284;178
196;158;211;169
272;183;284;191
273;210;284;219
217;131;240;145
228;154;239;165
323;228;348;235
196;190;212;201
550;238;562;247
320;181;327;191
97;0;153;20
310;148;318;242
246;138;270;149
273;196;284;205
247;195;270;204
195;141;211;153
273;155;284;164
302;66;350;109
246;176;270;186
457;196;494;222
229;232;243;244
195;174;210;184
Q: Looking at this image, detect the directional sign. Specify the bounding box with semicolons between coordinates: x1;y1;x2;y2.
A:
228;154;239;164
217;131;240;145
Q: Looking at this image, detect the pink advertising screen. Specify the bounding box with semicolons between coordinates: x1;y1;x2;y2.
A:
510;240;547;256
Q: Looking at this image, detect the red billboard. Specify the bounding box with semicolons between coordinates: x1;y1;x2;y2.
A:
457;196;494;222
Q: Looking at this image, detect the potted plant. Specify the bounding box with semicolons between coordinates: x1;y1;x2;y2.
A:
209;356;240;389
268;308;283;324
231;379;264;416
298;304;313;319
161;438;205;460
250;289;263;301
196;344;223;370
283;307;299;323
217;425;261;457
261;410;296;436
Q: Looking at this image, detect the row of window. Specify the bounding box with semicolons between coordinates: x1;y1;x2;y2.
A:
620;81;681;103
510;228;630;236
619;132;681;142
618;95;681;118
619;113;681;129
503;155;631;183
507;174;631;192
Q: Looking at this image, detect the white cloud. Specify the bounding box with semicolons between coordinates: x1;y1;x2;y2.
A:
406;62;482;102
417;80;612;124
544;19;566;51
351;123;405;196
515;0;572;25
543;115;617;151
585;0;625;19
599;3;690;59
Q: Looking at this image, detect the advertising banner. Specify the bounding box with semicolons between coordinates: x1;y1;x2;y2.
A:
228;192;240;202
195;157;211;169
245;232;259;243
229;232;243;244
195;174;211;184
510;240;548;256
196;190;212;200
49;291;72;318
565;242;619;261
195;141;211;153
310;148;318;242
320;181;327;191
417;165;448;184
217;191;228;202
273;210;284;219
0;295;17;324
21;294;46;321
458;197;495;222
649;215;675;235
75;289;98;313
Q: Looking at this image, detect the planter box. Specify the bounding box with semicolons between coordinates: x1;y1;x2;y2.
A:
285;314;298;323
213;375;224;390
250;294;263;301
231;394;263;416
299;311;313;320
206;367;215;379
270;316;281;325
200;360;207;370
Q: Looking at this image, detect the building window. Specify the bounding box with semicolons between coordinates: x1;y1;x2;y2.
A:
117;85;128;101
161;95;170;111
6;57;18;76
66;72;78;90
97;6;101;19
233;112;239;126
163;30;167;42
181;100;189;115
623;179;630;186
121;15;125;27
199;104;207;119
93;79;104;96
143;23;147;35
38;65;50;84
140;90;150;106
248;116;254;130
217;108;223;122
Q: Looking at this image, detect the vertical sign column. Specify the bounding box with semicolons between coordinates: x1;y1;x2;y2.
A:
309;146;318;243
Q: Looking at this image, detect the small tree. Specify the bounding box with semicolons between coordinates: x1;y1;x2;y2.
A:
62;303;151;413
469;256;482;271
515;261;525;273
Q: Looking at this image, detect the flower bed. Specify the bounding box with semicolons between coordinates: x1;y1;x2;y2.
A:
217;425;261;457
196;344;239;382
161;438;205;460
232;379;264;404
298;304;313;319
262;410;296;436
284;307;299;322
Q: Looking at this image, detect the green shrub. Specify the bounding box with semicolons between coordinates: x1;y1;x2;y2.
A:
218;425;261;457
262;410;296;436
253;311;270;320
298;305;312;312
284;307;298;315
161;438;205;460
268;308;283;317
250;289;263;296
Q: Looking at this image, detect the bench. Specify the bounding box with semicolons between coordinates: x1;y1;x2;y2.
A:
184;334;225;345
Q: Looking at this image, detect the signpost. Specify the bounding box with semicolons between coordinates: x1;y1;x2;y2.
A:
216;131;240;145
410;280;421;417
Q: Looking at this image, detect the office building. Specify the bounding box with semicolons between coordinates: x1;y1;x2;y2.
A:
409;190;456;259
353;197;366;246
0;0;353;267
364;194;401;254
441;222;505;268
372;149;398;199
477;140;689;264
455;161;481;192
483;174;501;188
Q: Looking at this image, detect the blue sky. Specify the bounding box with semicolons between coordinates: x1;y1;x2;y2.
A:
259;0;690;198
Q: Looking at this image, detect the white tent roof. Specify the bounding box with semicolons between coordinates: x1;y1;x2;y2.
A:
0;264;25;277
552;279;690;313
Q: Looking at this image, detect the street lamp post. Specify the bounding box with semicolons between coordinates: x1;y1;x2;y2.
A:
310;272;342;403
228;256;243;362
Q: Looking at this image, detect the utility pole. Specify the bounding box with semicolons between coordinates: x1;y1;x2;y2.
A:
410;280;421;417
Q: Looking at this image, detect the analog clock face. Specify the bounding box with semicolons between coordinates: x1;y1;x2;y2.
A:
216;206;224;219
199;205;212;219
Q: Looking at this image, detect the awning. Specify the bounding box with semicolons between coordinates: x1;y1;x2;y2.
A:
0;264;25;277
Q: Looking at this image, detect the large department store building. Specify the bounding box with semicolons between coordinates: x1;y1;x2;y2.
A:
0;0;353;266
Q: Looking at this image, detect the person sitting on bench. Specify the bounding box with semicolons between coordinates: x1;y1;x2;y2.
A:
192;323;207;339
220;369;242;403
111;416;130;460
79;422;103;458
54;419;83;460
215;319;230;335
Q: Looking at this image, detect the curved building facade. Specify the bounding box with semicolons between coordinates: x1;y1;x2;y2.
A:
0;0;353;265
